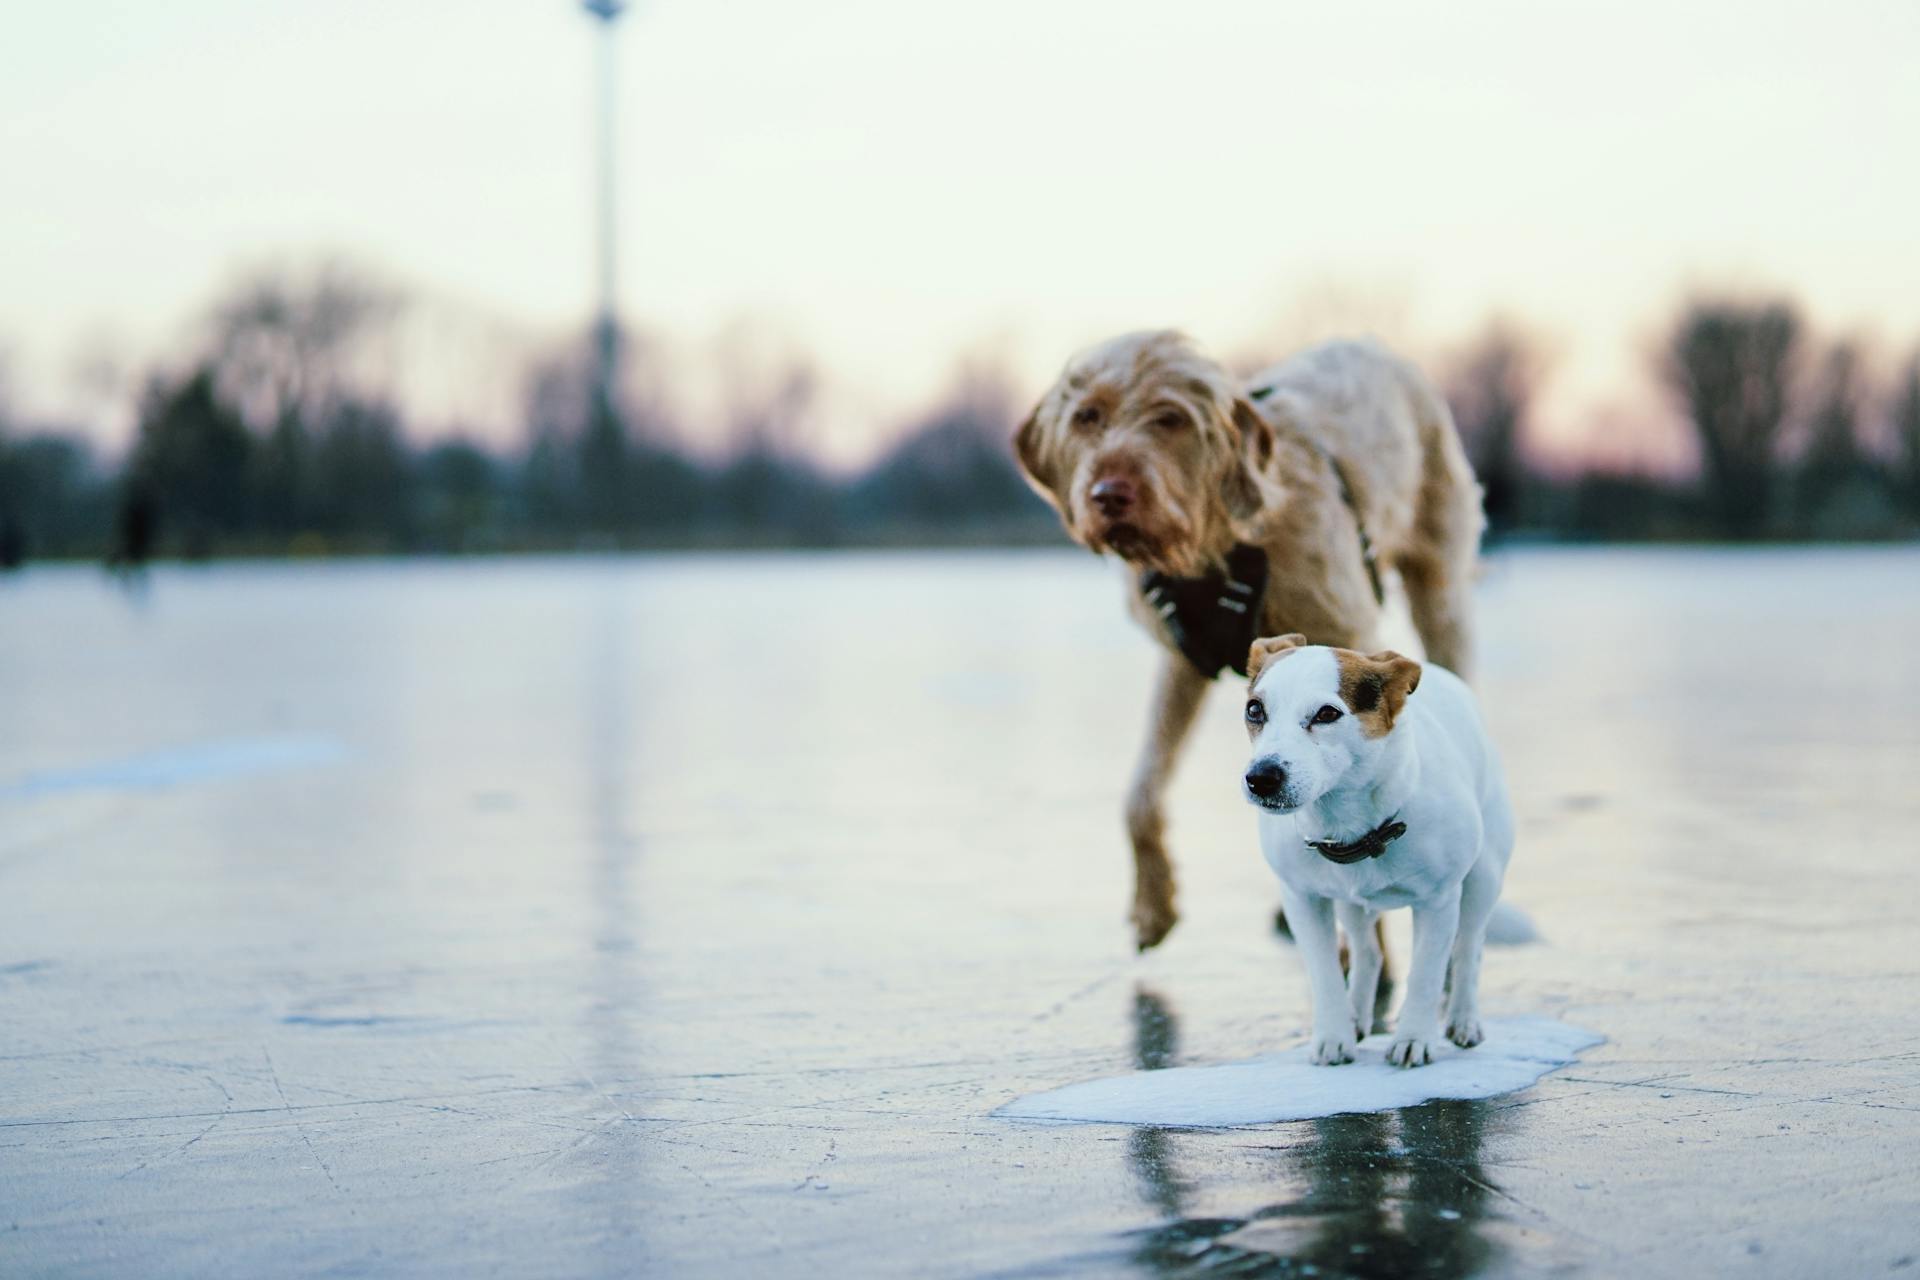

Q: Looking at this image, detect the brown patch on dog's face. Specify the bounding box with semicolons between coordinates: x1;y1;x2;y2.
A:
1334;649;1422;737
1011;331;1266;577
1246;632;1309;684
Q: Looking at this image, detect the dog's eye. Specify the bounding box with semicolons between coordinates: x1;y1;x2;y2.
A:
1310;705;1343;726
1245;699;1267;725
1071;404;1102;430
1151;409;1186;432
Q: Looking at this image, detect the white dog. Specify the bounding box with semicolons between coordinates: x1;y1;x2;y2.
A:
1239;633;1513;1068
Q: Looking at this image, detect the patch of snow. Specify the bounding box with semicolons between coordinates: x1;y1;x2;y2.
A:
997;1016;1601;1128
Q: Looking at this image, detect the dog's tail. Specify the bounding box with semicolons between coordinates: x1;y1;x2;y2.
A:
1484;901;1540;945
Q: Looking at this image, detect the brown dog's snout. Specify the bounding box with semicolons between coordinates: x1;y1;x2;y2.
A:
1089;476;1135;518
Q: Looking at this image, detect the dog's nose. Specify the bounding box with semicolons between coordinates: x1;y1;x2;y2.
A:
1244;760;1287;800
1089;477;1134;518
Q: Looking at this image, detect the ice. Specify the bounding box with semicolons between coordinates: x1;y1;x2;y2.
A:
997;1016;1602;1127
0;734;346;800
2;549;1915;1275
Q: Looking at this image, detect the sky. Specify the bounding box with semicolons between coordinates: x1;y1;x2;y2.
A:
2;0;1917;469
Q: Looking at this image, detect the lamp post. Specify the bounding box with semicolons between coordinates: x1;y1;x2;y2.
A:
580;0;628;532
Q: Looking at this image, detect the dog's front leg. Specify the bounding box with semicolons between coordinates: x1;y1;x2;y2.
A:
1335;901;1385;1037
1124;652;1209;950
1444;857;1502;1048
1387;894;1462;1068
1278;887;1357;1065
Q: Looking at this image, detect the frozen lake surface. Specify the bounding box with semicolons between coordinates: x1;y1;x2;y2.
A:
2;546;1919;1277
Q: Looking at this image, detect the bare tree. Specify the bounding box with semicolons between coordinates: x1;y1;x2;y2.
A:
516;327;692;537
1660;298;1802;538
714;324;817;461
1444;324;1541;536
127;368;254;557
67;329;131;436
207;260;403;432
1895;352;1920;521
849;357;1035;531
1796;340;1872;529
516;345;590;537
194;261;405;539
708;327;827;537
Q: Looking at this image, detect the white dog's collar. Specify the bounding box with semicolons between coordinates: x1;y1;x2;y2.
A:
1305;816;1408;864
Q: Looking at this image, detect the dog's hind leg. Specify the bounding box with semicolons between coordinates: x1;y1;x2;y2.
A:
1125;652;1210;951
1399;551;1477;681
1335;901;1386;1038
1400;405;1484;680
1388;893;1461;1068
1280;894;1396;1015
1444;859;1502;1049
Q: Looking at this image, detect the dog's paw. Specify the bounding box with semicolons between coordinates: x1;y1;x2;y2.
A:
1350;1002;1388;1038
1446;1016;1484;1049
1386;1034;1436;1068
1130;896;1178;952
1311;1030;1357;1066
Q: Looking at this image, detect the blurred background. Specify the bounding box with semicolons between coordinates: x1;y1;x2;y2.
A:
6;7;1920;1275
3;0;1919;564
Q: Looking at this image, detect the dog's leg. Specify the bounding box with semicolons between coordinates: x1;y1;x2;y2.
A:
1387;893;1461;1068
1370;917;1396;1030
1399;554;1476;681
1335;901;1384;1039
1444;859;1501;1048
1124;653;1210;951
1279;887;1358;1065
1282;901;1396;1021
1400;395;1483;679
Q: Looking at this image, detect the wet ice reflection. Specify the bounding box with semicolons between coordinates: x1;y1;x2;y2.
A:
0;548;1916;1277
1117;989;1520;1279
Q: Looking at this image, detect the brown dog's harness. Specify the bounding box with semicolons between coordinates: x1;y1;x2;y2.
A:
1306;815;1408;864
1137;389;1385;681
1315;451;1386;608
1139;543;1270;679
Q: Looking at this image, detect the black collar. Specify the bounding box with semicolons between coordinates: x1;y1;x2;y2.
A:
1305;815;1408;865
1138;543;1270;680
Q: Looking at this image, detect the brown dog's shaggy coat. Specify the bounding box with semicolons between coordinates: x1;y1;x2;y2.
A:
1015;330;1482;949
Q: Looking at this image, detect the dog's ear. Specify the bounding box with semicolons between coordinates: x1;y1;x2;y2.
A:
1012;403;1051;489
1225;398;1274;520
1338;649;1423;735
1010;401;1071;519
1247;632;1310;683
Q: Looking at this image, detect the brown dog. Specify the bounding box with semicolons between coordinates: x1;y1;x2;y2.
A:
1014;331;1482;950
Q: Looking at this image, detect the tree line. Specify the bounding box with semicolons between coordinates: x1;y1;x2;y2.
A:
1450;304;1920;542
0;268;1052;566
3;269;1919;568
